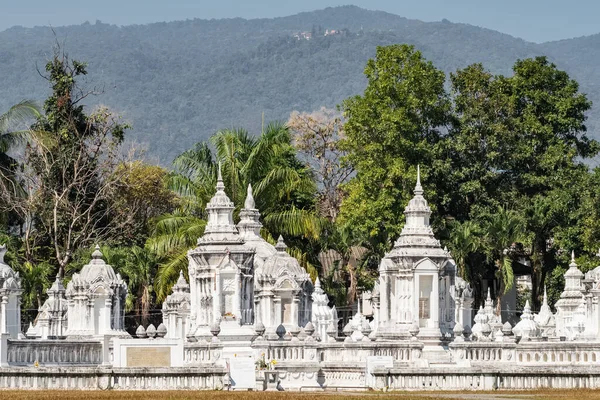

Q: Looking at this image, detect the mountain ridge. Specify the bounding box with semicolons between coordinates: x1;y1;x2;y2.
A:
1;6;599;163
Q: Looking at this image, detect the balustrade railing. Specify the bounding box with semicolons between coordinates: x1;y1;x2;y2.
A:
7;340;102;366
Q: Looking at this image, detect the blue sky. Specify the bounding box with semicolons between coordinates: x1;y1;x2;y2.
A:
1;0;598;43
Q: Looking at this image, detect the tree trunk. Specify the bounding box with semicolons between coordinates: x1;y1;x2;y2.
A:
345;255;357;306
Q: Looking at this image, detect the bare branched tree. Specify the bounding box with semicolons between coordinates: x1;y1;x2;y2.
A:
28;106;129;277
288;107;353;222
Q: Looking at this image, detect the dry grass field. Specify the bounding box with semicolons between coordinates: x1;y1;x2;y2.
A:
1;390;600;400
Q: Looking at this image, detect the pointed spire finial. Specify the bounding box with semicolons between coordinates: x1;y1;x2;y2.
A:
414;165;423;195
542;286;548;306
216;162;225;191
244;183;255;209
570;250;578;268
487;287;491;300
275;235;288;252
315;276;321;288
524;299;531;313
92;244;103;260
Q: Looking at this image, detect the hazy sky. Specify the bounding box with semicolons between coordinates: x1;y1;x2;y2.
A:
1;0;598;43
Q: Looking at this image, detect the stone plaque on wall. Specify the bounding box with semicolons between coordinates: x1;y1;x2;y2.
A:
126;347;171;367
229;356;256;389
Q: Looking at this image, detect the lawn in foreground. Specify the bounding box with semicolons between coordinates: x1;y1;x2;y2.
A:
1;390;599;400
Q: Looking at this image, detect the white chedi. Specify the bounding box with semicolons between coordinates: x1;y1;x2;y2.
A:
565;296;587;340
311;277;337;342
534;287;556;338
513;300;539;339
162;270;191;339
471;306;487;340
65;245;128;337
255;236;312;334
33;276;68;339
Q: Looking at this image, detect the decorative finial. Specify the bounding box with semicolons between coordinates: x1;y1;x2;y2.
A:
174;270;188;290
315;276;321;288
92;244;103;259
414;165;423;195
542;286;548;306
244;183;255;209
523;300;531;313
275;235;288;252
487;287;491;301
216;162;225;191
570;250;577;267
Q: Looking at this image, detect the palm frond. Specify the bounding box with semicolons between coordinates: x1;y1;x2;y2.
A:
0;100;40;134
155;250;190;302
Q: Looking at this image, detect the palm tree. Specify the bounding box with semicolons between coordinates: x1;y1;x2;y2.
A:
148;122;322;301
0;100;40;171
322;222;365;305
483;207;525;314
0;100;40;220
448;220;483;281
19;261;53;311
120;246;159;326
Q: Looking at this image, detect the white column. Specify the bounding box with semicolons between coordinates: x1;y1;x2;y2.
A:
15;295;21;337
432;275;439;329
254;296;261;323
0;332;8;367
413;276;418;325
87;300;94;333
0;296;7;334
462;298;474;331
104;298;113;333
233;271;241;320
380;275;388;323
213;272;221;322
177;315;184;339
274;298;282;326
291;295;300;326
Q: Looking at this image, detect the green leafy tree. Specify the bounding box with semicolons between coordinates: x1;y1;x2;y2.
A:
110;161;178;246
339;44;451;256
444;57;599;307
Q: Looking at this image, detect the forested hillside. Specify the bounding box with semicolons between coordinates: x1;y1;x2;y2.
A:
0;5;597;163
